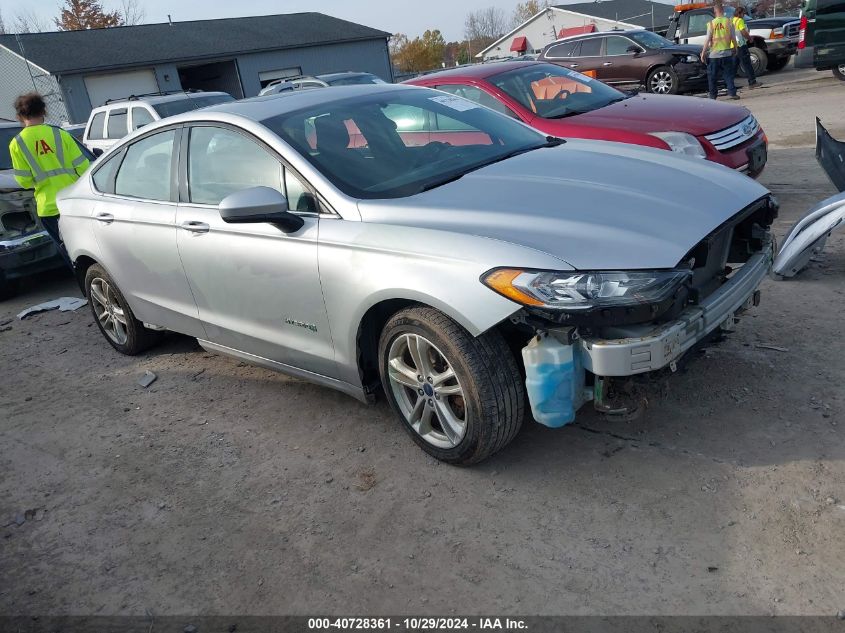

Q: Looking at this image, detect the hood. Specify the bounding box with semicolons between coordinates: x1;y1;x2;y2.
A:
660;44;703;55
357;140;769;270
0;169;24;193
570;94;748;137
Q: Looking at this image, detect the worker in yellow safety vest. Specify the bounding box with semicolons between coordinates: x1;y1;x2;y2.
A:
732;6;761;89
9;92;90;268
700;0;739;100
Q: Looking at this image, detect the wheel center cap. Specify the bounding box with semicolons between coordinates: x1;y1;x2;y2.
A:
423;383;434;397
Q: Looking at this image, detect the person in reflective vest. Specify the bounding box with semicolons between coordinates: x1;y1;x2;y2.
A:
9;92;89;268
732;6;761;90
700;1;739;100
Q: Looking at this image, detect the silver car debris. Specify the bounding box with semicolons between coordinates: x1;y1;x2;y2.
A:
58;85;777;464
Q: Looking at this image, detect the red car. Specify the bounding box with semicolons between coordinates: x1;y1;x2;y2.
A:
406;61;767;177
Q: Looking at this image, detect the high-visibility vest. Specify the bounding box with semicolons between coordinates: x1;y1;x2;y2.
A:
9;124;90;217
709;16;734;53
731;16;747;47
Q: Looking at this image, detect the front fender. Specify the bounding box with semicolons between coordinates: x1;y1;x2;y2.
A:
317;219;569;386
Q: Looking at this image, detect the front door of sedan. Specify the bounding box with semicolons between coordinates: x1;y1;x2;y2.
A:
565;37;605;77
174;124;337;377
90;127;205;337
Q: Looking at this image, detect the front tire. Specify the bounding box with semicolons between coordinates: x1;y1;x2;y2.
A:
85;264;158;355
766;55;789;71
646;66;680;95
741;46;768;77
378;306;524;465
834;65;845;81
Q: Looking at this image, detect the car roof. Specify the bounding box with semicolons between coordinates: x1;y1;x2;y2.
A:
0;120;21;129
406;60;552;82
547;28;648;46
95;91;231;109
189;84;428;122
318;71;374;81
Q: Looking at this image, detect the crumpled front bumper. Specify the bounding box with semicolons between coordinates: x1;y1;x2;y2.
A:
579;239;773;376
0;230;63;280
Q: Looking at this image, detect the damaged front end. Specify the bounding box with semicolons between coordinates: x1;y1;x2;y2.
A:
499;196;778;425
0;175;63;291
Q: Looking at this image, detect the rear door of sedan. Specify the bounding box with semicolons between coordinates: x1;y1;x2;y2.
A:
173;123;337;376
88;125;205;336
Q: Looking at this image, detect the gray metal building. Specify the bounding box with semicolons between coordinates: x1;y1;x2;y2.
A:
0;13;392;124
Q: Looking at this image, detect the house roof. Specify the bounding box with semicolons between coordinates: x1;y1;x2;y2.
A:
0;12;391;75
553;0;675;30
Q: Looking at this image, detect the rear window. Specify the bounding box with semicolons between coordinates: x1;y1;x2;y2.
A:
544;41;577;58
579;38;603;56
152;94;235;118
107;109;128;139
88;112;106;140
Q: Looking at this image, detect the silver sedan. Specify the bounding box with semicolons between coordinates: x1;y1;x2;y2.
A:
59;84;776;464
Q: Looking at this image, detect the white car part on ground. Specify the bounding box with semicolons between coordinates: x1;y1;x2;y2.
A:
773;191;845;278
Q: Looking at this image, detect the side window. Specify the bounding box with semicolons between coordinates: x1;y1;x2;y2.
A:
114;130;176;201
131;107;155;131
88;112;106;140
187;126;282;205
688;12;712;36
434;85;517;118
579;38;603;56
106;109;128;139
284;169;318;213
606;36;633;56
544;41;577;58
91;150;123;194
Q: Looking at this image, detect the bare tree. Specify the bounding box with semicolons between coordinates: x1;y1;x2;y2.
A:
511;0;550;28
0;9;6;34
464;7;509;57
120;0;146;25
12;9;52;33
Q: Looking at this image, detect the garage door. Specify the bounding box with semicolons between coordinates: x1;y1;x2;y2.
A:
84;70;159;108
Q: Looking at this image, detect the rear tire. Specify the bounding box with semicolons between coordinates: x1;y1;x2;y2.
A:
834;65;845;81
85;264;158;355
378;306;524;465
766;55;789;71
646;66;680;94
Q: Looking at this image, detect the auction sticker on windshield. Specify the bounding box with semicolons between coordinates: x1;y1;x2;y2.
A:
429;95;479;111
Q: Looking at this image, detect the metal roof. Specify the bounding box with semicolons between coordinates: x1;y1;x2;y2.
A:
0;13;390;75
554;0;675;29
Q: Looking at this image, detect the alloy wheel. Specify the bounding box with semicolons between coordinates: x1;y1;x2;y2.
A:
650;71;673;94
386;333;467;449
89;277;128;345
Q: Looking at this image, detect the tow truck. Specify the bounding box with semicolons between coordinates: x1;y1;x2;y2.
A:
666;2;801;76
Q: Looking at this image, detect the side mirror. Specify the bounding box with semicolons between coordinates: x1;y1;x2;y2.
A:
627;45;642;55
218;186;305;233
92;148;104;157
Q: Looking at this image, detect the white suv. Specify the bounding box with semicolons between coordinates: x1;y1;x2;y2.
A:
83;91;234;155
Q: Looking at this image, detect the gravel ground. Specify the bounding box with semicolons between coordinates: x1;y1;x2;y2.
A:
1;76;843;616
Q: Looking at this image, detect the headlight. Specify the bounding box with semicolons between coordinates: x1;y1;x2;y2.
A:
683;54;699;63
482;268;691;310
649;131;707;158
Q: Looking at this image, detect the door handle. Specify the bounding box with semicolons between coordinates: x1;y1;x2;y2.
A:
603;62;613;66
94;212;114;224
569;63;579;68
180;220;210;234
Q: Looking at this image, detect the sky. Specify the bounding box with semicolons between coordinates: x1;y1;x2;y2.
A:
5;0;681;42
4;0;523;42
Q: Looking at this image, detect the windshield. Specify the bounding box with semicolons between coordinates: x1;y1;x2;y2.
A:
0;126;21;170
488;64;625;119
263;88;548;199
153;94;235;118
629;31;675;49
325;74;387;86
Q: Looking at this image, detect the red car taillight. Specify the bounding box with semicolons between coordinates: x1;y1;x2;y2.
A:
798;15;808;49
